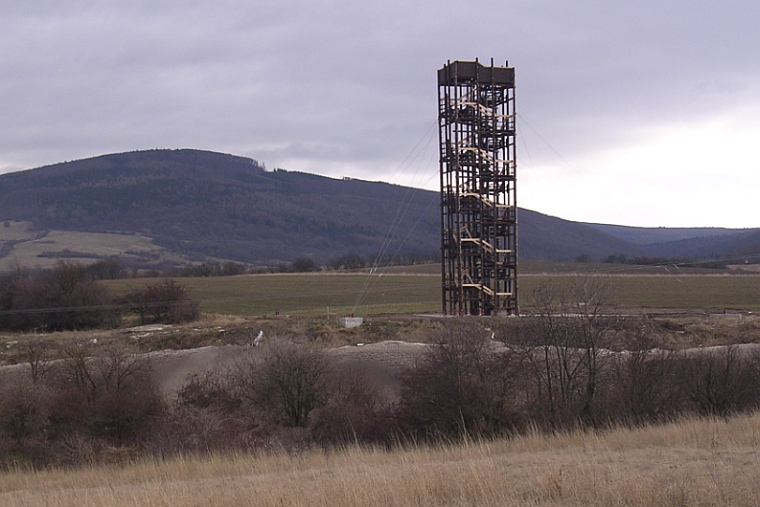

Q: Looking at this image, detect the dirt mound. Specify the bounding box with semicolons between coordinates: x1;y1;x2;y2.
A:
141;340;431;400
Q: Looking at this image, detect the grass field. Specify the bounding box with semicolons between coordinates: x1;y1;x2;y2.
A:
0;221;185;272
104;273;443;316
103;272;760;317
523;273;760;311
2;413;759;507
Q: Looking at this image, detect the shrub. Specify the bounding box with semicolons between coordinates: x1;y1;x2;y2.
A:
0;375;51;446
53;342;165;445
85;257;127;280
236;340;329;428
0;341;165;466
678;345;760;417
398;321;525;441
158;372;260;456
602;348;684;425
177;372;242;414
123;279;200;324
311;366;391;445
291;257;319;273
148;405;260;457
0;261;119;331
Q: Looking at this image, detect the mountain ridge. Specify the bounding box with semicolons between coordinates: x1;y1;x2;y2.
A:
0;149;757;270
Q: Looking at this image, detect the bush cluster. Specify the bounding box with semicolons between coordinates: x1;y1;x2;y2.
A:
2;320;759;468
0;262;119;331
0;342;163;466
326;252;438;271
1;277;758;467
601;253;731;269
122;279;200;325
0;262;200;331
164;339;393;453
0;338;393;467
402;320;760;439
161;261;248;278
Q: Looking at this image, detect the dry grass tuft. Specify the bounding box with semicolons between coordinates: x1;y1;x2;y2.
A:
2;413;759;506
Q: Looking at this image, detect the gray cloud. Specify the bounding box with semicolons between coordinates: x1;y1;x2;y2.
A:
2;1;759;225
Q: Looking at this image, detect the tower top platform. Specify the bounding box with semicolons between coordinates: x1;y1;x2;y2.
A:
437;60;514;87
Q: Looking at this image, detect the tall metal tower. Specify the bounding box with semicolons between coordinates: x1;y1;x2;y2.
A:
438;59;517;316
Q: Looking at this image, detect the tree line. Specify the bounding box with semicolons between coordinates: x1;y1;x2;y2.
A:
0;261;199;332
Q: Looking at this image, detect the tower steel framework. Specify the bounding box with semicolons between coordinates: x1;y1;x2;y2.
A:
438;60;517;316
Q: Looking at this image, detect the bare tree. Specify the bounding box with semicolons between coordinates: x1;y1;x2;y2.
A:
123;279;200;325
398;320;524;440
570;278;616;425
58;341;163;443
19;339;54;384
311;366;389;445
0;374;50;446
606;348;682;425
680;345;759;417
508;277;615;429
236;340;329;428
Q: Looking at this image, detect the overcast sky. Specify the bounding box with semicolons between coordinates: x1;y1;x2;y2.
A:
2;1;759;228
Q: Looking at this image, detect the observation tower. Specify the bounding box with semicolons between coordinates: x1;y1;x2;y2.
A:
438;59;517;316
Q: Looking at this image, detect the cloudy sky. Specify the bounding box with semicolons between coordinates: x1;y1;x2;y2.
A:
2;1;759;228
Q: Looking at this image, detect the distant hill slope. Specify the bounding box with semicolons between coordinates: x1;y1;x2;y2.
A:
519;210;648;261
588;223;760;261
0;150;441;266
587;224;742;245
642;229;760;261
0;149;757;269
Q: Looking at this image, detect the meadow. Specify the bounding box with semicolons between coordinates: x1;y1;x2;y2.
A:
102;270;760;317
1;413;758;507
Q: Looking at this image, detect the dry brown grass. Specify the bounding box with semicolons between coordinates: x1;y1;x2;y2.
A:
1;413;759;506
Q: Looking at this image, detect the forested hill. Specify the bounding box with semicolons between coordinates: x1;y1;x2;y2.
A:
0;149;757;268
0;150;440;265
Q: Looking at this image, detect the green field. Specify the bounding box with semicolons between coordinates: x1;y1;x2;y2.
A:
523;274;760;310
104;274;442;316
103;272;760;317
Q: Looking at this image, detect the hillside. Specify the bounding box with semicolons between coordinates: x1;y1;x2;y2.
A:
0;150;440;267
642;229;760;261
589;223;760;261
519;209;649;261
588;223;742;245
0;149;757;270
